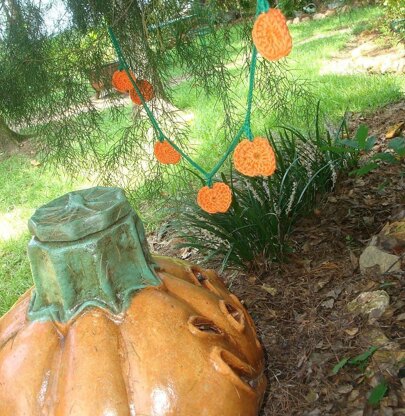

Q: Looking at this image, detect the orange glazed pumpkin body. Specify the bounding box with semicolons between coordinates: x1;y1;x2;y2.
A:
0;188;266;416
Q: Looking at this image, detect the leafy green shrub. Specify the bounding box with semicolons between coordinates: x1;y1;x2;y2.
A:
171;109;358;271
378;0;405;40
383;0;405;21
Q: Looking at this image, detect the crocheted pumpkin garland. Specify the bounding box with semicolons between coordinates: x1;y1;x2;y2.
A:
197;183;232;214
108;3;291;214
154;140;181;164
233;137;276;177
112;69;137;92
130;80;155;105
252;8;292;61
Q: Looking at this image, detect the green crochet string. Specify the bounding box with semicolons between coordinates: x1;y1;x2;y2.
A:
107;0;270;187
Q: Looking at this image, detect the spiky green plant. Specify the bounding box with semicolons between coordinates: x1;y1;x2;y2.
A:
172;107;357;271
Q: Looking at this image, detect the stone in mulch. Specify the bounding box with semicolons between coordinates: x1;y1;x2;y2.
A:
359;246;401;274
347;290;390;318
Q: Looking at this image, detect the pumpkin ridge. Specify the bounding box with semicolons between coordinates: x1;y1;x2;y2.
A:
114;319;134;415
0;321;61;415
0;331;19;352
54;311;131;415
157;272;248;350
158;272;263;372
42;329;65;414
0;290;31;350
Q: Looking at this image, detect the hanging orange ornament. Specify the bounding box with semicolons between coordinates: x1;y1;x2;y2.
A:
154;140;181;164
130;80;154;105
111;69;136;92
197;182;232;214
233;137;276;177
252;8;292;61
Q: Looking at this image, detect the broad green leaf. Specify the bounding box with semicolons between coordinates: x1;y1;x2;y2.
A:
364;136;377;152
371;152;398;164
320;145;355;154
349;346;379;364
355;124;369;149
388;137;405;157
350;162;379;176
332;357;349;374
368;380;388;406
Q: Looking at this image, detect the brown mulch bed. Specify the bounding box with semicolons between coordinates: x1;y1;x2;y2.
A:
234;162;404;416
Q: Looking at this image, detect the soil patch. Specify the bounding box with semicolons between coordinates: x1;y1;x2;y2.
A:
232;102;405;415
348;100;405;139
230;102;405;415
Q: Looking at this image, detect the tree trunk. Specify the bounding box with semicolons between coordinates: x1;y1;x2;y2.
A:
1;0;24;23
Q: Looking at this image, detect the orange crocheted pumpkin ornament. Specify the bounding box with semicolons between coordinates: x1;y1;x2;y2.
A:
130;80;154;105
197;182;232;214
233;137;276;177
154;140;181;164
252;8;292;61
111;70;136;92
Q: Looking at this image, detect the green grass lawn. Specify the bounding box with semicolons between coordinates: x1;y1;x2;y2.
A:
0;5;404;317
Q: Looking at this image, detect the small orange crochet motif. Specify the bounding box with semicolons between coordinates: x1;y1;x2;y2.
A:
197;182;232;214
252;8;292;61
233;137;276;177
154;140;181;164
130;80;154;105
112;70;136;92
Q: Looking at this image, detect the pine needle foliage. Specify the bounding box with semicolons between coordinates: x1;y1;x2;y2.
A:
0;0;314;203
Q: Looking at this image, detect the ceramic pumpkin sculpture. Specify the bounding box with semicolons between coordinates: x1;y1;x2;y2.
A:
0;187;266;416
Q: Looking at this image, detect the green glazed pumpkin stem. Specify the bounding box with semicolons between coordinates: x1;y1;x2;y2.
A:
27;187;161;322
